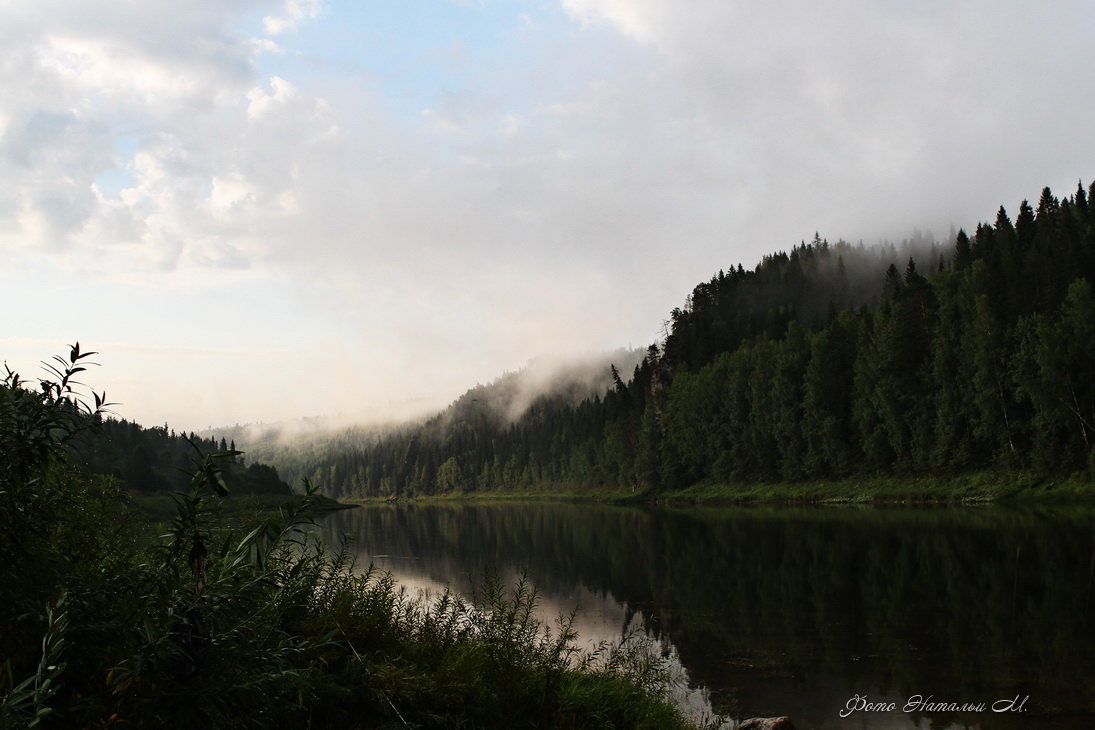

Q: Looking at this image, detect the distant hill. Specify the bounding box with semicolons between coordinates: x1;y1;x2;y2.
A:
230;349;645;495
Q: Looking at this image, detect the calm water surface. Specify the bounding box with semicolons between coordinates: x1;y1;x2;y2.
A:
318;503;1095;730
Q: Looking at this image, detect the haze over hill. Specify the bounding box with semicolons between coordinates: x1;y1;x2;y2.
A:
211;347;645;487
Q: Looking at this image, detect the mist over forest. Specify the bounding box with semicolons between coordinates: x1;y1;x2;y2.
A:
200;182;1094;500
209;348;645;488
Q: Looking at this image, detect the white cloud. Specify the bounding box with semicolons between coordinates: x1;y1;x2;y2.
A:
0;1;265;262
263;0;323;36
207;174;256;214
494;113;521;138
3;0;1095;429
246;75;298;119
251;37;288;55
0;1;351;279
39;35;204;105
554;0;1095;247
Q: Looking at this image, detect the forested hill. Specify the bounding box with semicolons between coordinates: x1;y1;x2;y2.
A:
226;348;645;493
72;418;292;496
283;182;1095;499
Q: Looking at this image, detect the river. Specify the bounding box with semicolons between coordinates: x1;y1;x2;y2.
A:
317;502;1095;729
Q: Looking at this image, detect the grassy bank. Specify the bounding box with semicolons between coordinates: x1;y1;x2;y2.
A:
342;470;1095;506
657;470;1095;505
343;485;642;506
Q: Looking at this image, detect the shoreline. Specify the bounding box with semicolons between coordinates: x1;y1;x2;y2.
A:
336;470;1095;508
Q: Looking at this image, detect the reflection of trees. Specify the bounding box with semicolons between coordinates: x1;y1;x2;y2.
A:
321;505;1095;725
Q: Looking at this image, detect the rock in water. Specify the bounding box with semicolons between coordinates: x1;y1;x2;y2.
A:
739;718;796;730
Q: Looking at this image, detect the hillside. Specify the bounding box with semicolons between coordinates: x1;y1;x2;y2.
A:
257;183;1095;500
73;416;292;497
223;349;645;494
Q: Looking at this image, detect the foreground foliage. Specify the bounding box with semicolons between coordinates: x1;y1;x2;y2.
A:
0;349;703;729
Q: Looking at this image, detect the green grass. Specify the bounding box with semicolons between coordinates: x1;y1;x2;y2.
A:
341;470;1095;506
659;470;1095;505
343;485;643;506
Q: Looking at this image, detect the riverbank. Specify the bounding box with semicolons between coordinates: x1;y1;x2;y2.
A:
5;476;705;727
341;470;1095;506
658;470;1095;504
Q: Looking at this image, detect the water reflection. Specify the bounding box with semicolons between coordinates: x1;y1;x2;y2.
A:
317;503;1095;729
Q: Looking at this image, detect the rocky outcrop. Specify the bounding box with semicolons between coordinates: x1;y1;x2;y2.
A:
739;717;796;730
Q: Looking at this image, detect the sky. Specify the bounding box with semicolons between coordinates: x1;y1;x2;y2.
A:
2;0;1094;431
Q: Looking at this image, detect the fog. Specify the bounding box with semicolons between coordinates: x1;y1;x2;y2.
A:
213;348;644;456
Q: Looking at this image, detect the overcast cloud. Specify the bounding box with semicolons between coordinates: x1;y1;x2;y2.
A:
1;0;1093;430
